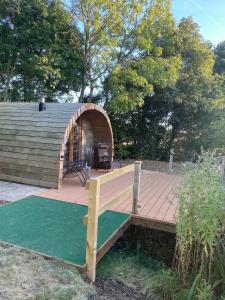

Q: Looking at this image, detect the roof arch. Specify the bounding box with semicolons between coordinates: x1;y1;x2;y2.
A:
0;102;113;188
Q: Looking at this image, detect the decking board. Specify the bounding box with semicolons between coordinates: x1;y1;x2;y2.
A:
39;169;183;232
139;172;170;216
144;175;178;219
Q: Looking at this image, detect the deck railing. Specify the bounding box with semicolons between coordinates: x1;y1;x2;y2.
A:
84;161;142;282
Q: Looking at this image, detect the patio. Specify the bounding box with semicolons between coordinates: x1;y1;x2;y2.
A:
0;180;46;202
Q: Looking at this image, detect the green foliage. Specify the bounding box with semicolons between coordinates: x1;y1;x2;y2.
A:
98;242;190;300
109;66;153;112
187;274;201;300
0;0;83;102
178;17;214;79
150;268;187;300
214;41;225;75
195;280;217;300
72;0;182;109
174;153;225;299
207;76;225;151
110;16;220;160
101;155;224;300
1;0;225;160
109;92;175;160
107;0;182;112
71;0;149;102
162;18;218;159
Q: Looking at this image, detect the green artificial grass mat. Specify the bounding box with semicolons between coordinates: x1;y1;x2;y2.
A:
0;196;129;266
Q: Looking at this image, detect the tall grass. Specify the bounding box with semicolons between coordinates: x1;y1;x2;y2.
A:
174;153;225;298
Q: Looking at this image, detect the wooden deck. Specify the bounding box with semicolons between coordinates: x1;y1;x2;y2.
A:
39;169;183;233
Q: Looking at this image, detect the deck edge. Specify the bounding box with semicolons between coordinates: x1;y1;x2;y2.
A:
131;215;176;233
96;216;131;264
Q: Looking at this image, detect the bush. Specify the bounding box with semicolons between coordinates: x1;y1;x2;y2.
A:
174;152;225;299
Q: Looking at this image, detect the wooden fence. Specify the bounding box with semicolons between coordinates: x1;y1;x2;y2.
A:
83;161;142;282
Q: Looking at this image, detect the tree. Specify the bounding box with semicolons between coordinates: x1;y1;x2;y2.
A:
71;0;151;102
107;0;182;112
109;17;219;160
71;0;182;106
0;0;83;102
167;17;219;159
214;41;225;75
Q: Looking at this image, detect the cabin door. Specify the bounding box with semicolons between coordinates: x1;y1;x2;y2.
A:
63;121;82;172
63;116;94;172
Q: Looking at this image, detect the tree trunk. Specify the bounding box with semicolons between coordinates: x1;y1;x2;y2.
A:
103;79;110;109
79;58;88;103
23;77;28;102
3;60;12;102
89;83;94;102
3;77;10;102
79;82;86;102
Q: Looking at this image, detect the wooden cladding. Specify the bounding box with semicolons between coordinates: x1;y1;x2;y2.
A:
0;103;113;188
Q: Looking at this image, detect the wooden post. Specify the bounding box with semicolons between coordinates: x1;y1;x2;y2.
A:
69;126;74;166
132;161;142;214
78;117;83;160
169;149;174;172
86;178;100;282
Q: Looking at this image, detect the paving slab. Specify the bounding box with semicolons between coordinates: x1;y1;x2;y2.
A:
0;180;47;202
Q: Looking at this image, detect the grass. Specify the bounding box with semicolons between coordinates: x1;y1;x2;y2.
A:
97;231;225;300
97;244;188;300
0;242;94;300
174;153;225;299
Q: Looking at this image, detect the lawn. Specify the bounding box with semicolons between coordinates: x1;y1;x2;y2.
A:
0;242;93;300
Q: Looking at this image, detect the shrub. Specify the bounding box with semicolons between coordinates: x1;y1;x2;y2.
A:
174;152;225;298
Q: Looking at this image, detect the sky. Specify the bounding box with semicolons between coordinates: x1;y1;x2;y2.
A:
172;0;225;45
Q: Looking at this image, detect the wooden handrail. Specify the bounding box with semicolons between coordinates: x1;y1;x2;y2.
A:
83;183;133;225
83;164;134;225
98;184;133;216
97;164;134;185
85;162;142;282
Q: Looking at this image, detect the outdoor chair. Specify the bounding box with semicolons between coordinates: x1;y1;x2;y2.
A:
63;160;89;186
112;157;122;168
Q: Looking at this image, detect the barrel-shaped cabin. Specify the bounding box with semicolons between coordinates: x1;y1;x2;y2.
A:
0;103;113;188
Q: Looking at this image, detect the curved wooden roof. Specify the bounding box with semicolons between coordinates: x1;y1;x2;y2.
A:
0;102;113;188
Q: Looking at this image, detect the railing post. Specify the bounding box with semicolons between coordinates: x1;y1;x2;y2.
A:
86;178;100;282
69;125;74;167
169;149;174;172
132;161;142;214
